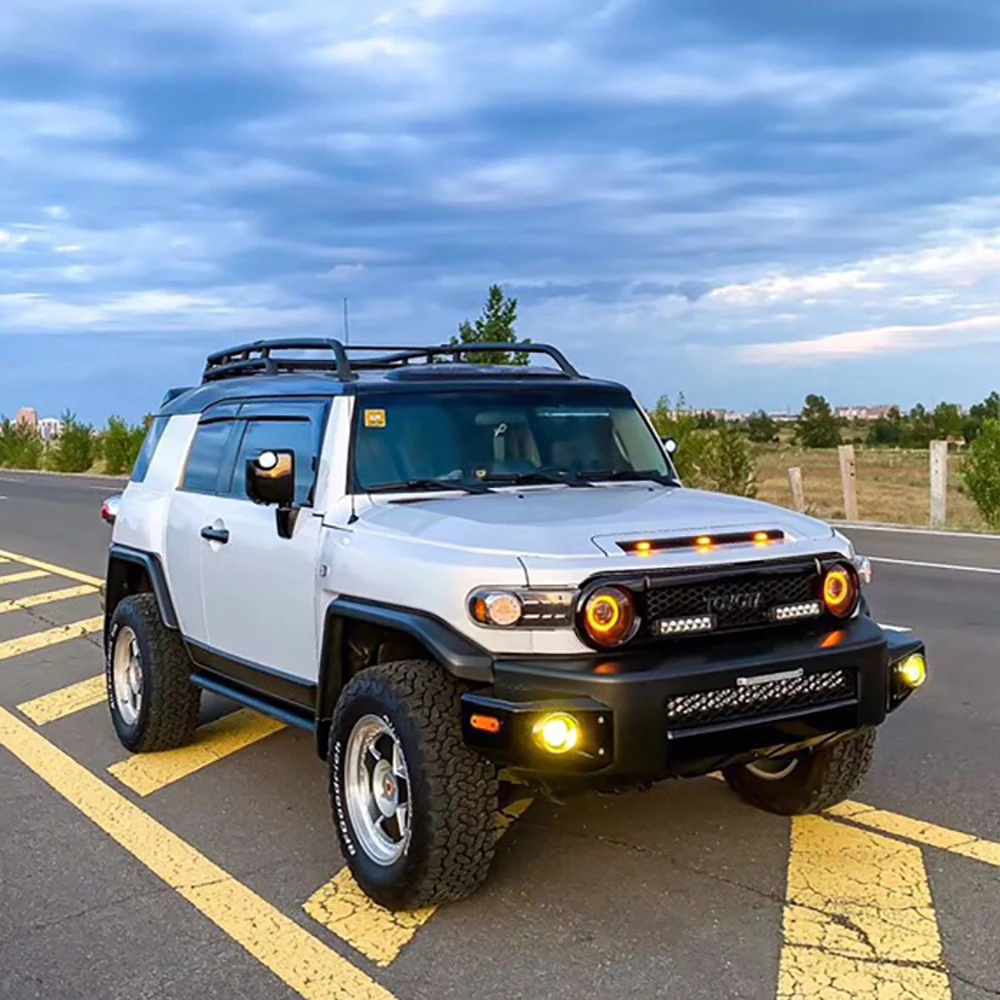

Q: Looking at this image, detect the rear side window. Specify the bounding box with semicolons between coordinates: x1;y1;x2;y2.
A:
131;416;169;483
181;421;234;494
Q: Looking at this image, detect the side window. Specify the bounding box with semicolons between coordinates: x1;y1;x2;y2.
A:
131;416;169;483
181;421;234;494
230;418;322;505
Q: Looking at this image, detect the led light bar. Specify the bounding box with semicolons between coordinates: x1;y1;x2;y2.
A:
772;600;823;622
654;615;715;636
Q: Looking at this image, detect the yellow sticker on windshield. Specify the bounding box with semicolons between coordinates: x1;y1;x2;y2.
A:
364;408;387;429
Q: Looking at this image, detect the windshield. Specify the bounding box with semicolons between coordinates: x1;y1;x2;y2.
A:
352;387;676;492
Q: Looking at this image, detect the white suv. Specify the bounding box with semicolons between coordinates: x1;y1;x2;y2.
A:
104;338;927;910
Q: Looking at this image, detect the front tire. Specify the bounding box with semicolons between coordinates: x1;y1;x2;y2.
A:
106;593;201;752
329;660;499;910
722;730;876;816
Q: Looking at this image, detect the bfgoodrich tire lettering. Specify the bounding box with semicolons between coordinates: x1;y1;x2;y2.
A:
106;593;200;753
722;729;877;816
329;659;499;910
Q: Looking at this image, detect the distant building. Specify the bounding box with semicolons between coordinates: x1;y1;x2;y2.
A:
38;417;63;442
834;405;900;422
15;407;38;430
768;412;799;424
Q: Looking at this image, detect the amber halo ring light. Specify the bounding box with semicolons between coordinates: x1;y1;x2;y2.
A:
822;564;859;618
580;586;637;647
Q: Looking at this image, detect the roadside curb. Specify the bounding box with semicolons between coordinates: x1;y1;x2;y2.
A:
834;520;1000;540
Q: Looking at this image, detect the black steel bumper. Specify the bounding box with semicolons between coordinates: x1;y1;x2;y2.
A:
461;617;924;785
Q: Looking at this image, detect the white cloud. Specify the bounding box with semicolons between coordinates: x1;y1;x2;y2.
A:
739;316;1000;365
325;263;367;281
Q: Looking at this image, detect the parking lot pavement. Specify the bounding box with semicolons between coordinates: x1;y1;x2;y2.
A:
1;489;999;998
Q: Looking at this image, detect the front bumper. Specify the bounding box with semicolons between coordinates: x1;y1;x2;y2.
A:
461;617;924;785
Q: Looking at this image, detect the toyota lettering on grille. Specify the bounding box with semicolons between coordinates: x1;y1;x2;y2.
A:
706;591;764;615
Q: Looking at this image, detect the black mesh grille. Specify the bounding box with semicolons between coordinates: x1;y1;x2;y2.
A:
665;669;854;730
644;566;817;633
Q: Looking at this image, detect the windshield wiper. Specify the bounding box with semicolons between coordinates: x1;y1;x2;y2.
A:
368;478;493;495
483;471;595;488
581;470;679;486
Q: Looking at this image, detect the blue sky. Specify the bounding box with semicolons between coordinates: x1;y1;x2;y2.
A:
4;0;1000;423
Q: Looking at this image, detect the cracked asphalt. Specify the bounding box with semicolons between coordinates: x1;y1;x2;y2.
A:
0;474;998;999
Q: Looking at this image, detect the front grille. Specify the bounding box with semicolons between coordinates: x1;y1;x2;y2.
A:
665;669;854;730
644;565;817;634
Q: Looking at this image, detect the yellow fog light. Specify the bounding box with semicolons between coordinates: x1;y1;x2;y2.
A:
897;653;927;690
532;713;581;754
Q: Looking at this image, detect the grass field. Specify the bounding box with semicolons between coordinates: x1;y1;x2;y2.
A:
755;446;986;531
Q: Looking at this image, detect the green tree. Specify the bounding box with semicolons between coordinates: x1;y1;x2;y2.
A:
695;411;719;430
649;394;710;483
0;418;43;469
50;411;96;473
905;403;935;449
963;419;1000;529
932;402;963;441
451;284;529;365
102;416;148;475
795;394;840;448
747;410;778;444
704;422;757;498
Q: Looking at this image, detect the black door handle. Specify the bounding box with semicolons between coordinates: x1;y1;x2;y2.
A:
200;526;230;544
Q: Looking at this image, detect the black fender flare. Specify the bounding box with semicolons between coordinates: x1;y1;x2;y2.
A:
315;596;495;754
105;544;179;639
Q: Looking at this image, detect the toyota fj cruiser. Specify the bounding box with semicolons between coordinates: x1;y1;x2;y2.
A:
104;338;927;910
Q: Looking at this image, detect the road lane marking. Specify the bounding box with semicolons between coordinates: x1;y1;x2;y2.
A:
870;556;1000;576
0;706;395;1000
18;674;106;725
779;814;951;999
0;617;103;661
108;709;286;796
829;801;1000;869
0;547;103;586
0;584;98;615
839;523;1000;541
0;569;49;586
304;796;533;967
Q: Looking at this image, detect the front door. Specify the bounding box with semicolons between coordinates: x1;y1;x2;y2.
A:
198;403;328;682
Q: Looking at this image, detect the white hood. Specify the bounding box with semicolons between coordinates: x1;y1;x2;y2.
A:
354;485;834;559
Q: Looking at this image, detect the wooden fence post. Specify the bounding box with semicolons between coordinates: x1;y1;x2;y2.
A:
788;466;806;513
930;440;948;529
838;444;859;521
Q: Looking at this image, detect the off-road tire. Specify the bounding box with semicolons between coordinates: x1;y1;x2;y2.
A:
106;593;200;753
722;729;876;816
329;660;499;910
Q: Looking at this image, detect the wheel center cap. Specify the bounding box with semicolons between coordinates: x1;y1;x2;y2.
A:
372;759;397;818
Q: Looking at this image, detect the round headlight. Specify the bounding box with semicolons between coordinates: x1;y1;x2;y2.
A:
822;565;858;618
582;586;637;647
470;591;523;628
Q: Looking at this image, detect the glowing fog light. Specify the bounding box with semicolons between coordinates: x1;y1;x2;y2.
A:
897;653;927;690
532;713;581;754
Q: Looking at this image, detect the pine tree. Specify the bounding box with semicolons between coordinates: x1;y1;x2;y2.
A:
451;284;529;365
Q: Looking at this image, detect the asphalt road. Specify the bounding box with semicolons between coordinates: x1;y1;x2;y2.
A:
0;475;998;1000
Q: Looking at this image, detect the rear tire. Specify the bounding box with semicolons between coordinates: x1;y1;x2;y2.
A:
106;593;200;753
722;730;876;816
329;660;499;910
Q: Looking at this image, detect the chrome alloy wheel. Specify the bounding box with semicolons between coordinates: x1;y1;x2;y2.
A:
112;625;143;726
344;714;412;866
745;755;799;781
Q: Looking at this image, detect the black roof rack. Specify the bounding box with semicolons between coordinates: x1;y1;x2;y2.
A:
201;339;581;384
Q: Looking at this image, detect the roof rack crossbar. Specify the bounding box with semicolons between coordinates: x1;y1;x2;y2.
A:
201;339;580;383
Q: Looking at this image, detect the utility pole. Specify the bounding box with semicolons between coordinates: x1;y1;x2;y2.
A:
343;297;350;346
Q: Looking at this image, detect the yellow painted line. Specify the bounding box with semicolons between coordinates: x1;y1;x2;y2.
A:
18;674;106;725
828;800;1000;869
779;814;951;999
0;616;103;661
0;706;394;1000
0;569;49;586
0;584;98;614
304;796;533;967
0;547;102;586
108;708;286;796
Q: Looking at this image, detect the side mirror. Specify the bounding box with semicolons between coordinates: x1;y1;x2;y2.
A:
247;450;295;508
661;436;679;455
